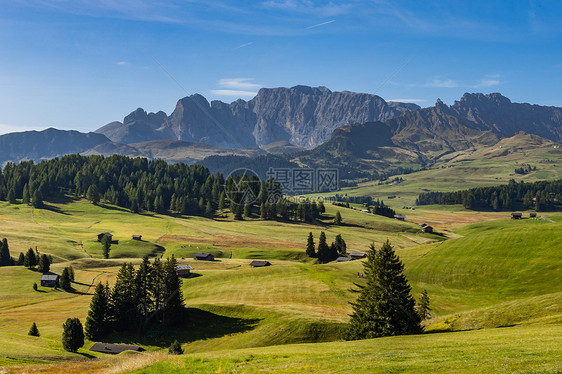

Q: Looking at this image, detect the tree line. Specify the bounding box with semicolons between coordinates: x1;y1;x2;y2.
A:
306;232;347;263
0;154;224;217
0;238;54;272
85;255;183;341
0;154;331;223
415;179;562;211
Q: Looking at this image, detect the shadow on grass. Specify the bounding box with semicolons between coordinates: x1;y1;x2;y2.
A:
100;307;261;348
41;204;71;215
76;351;97;359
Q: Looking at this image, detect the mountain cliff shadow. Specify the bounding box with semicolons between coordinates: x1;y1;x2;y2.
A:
99;307;260;348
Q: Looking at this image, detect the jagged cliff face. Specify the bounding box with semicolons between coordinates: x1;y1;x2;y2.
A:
95;86;419;149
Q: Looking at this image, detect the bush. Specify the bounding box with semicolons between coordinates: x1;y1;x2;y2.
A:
33;282;38;291
168;340;184;355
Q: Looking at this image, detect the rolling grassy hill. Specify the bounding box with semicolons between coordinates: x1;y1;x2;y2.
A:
313;133;562;206
0;199;561;372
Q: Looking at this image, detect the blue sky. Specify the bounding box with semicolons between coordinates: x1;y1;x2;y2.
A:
1;0;561;134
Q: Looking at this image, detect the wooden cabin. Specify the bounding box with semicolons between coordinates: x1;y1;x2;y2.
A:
175;264;193;277
249;260;271;267
511;213;523;220
132;235;142;241
40;274;59;288
194;252;215;261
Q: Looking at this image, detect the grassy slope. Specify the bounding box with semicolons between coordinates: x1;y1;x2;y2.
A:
0;200;561;370
126;324;562;374
313;133;562;206
0;199;435;263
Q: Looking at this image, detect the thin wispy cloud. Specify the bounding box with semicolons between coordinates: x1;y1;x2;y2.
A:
474;74;500;88
306;20;336;29
218;78;262;90
117;61;132;67
234;41;255;50
261;0;353;17
388;99;426;103
211;78;263;97
425;79;459;88
210;89;258;97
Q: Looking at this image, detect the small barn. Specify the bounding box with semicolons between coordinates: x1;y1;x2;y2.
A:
249;260;271;267
89;343;144;355
529;212;537;218
349;253;367;260
97;232;113;242
422;225;434;233
336;257;353;262
394;214;406;221
511;213;523;220
175;264;193;277
132;235;142;241
419;223;427;228
194;252;215;261
40;274;59;288
361;209;370;213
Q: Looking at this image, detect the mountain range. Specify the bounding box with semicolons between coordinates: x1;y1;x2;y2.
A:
1;87;561;180
95;86;419;149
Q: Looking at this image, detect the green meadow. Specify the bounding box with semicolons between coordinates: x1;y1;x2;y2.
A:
0;195;561;372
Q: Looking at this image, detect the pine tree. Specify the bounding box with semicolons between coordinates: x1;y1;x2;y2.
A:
334;211;342;225
136;256;152;322
328;242;339;262
417;289;431;320
69;266;75;281
218;192;226;210
316;232;330;263
110;263;140;331
33;282;38;291
60;267;72;291
101;235;111;259
318;201;326;214
260;202;267;219
346;240;421;340
151;257;165;318
7;189;16;204
85;283;109;340
17;252;25;265
233;204;243;220
334;234;347;256
306;232;316;258
86;185;100;204
28;322;40;337
205;201;213;217
32;190;43;208
161;255;183;326
62;318;84;352
37;254;51;274
0;238;11;266
24;248;37;268
22;184;30;205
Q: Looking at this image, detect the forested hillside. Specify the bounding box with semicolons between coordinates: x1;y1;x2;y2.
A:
416;179;562;211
